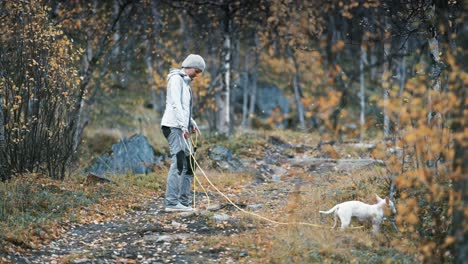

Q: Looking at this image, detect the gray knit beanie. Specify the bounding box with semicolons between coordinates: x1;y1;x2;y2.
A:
181;54;206;72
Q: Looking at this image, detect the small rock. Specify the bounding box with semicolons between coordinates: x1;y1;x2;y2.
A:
248;204;263;210
350;143;376;149
171;220;182;229
272;175;281;182
209;146;232;161
156;233;191;243
143;235;159;241
180;210;197;217
211;213;230;223
207;203;221;211
71;259;90;264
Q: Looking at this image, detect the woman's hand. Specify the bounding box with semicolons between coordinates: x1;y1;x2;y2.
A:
183;130;190;139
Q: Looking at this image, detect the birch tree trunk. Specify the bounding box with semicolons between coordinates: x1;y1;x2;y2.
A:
397;40;407;132
229;38;241;132
291;51;305;131
359;38;367;142
216;7;231;135
425;4;445;170
427;14;442;126
382;20;391;139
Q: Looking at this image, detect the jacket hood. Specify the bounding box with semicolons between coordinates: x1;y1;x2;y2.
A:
167;68;190;82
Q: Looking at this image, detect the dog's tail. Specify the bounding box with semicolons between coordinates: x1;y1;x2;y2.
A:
319;205;338;215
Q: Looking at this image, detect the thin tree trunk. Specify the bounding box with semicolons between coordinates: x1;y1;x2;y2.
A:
397;40;407;133
0;93;5;150
451;75;468;264
150;0;165;116
178;9;191;56
370;49;377;82
111;0;121;87
241;50;250;130
123;36;133;88
144;38;157;110
247;33;259;129
229;38;241;132
382;20;391;139
0;106;5;178
291;51;305;131
216;7;231;135
450;17;467;256
359;38;367;142
425;4;444;170
427;27;442;125
72;0;132;153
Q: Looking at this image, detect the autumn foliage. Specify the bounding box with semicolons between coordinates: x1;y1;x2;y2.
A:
0;1;82;179
0;0;466;262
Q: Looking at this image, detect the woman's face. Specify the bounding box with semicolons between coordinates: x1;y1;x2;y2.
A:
185;68;202;79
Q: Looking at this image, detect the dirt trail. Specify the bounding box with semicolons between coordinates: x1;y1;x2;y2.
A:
4;140;385;263
7;194;261;263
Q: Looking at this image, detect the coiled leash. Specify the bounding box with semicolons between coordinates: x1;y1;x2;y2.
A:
183;135;364;229
189;133;211;209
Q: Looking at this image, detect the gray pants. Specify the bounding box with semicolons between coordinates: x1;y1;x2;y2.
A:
163;127;194;207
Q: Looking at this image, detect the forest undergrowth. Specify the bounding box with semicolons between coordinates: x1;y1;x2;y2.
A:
0;129;425;263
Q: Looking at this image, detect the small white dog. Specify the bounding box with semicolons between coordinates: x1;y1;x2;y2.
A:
319;194;396;234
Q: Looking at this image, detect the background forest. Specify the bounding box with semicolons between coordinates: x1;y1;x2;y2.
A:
0;0;466;263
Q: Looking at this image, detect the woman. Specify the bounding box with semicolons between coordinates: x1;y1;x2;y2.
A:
160;54;205;212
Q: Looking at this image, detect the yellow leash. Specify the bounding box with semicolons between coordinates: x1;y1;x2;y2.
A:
184;136;362;229
190;133;211;209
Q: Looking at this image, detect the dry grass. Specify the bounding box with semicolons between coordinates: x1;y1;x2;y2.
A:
0;172;161;253
185;129;421;263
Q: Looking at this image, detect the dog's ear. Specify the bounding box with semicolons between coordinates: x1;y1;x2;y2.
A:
375;194;382;201
385;196;390;205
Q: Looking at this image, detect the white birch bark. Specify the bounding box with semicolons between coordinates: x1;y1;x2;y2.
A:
427;28;442;126
292;52;305;131
397;41;407;132
216;15;231;135
382;22;391;139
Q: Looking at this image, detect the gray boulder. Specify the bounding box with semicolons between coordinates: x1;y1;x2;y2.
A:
88;134;161;176
256;85;290;118
209;145;246;173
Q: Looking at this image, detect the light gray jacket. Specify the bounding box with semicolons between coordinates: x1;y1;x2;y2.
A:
161;69;197;133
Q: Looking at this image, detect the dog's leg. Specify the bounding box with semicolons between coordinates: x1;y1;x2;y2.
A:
340;216;350;231
372;219;382;234
332;213;337;229
372;224;380;234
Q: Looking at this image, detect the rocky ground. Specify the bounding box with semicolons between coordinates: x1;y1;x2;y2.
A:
2;137;389;263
